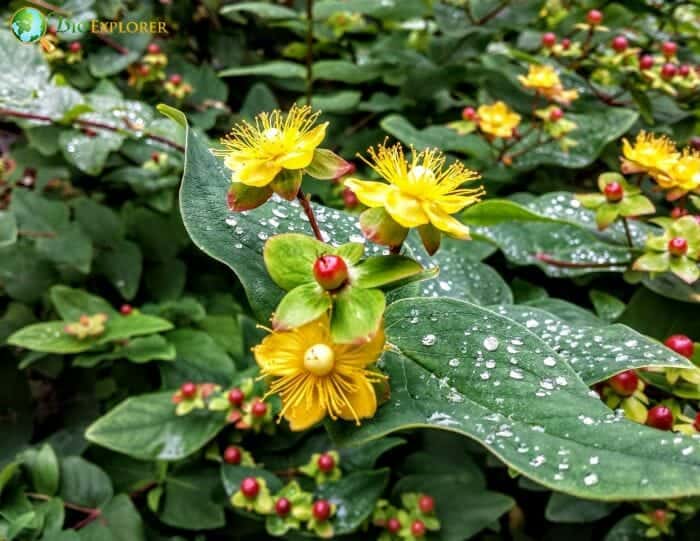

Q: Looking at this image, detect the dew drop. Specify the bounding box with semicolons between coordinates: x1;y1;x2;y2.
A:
483;336;499;351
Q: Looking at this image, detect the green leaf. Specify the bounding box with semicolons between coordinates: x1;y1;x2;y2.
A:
273;283;332;330
334;297;700;500
95;240;143;300
310;91;362;113
0;211;18;248
220;2;298;20
263;233;325;290
589;290;626;322
219;61;305;79
73;335;176;367
59;456;113;508
314;470;389;535
159;466;225;530
21;444;59;496
331;287;385;343
492;304;693;384
58;129;125;175
546;492;617;523
79;494;146;541
85;392;227;461
50;286;116;321
160;329;235;386
353;255;423;289
313;60;382;83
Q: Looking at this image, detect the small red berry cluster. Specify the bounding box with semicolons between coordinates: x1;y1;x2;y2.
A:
372;493;440;539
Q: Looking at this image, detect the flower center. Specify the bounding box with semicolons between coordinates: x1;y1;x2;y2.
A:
264;128;281;140
303;344;335;376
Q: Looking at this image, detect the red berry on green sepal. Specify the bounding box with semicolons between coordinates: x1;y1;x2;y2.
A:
651;509;667;524
343;187;358;208
240;477;259;498
612;36;628;52
418;494;435;513
691;136;700;151
679;64;690;77
608;370;638;396
603;181;623;202
668;237;688;256
671;207;688;219
549;107;563;121
223;446;242;465
180;381;197;398
312;499;332;521
664;334;694;358
561;38;571;50
317;453;336;473
251;400;267;417
275;497;291;516
694;413;700;431
169;73;182;85
646;405;674;431
147;43;161;54
120;304;133;315
586;9;602;25
69;41;81;53
639;55;654;70
228;388;245;407
662;41;677;58
411;519;427;537
386;517;401;533
462;106;476;120
138;64;150;76
661;63;677;79
541;32;556;48
313;255;348;290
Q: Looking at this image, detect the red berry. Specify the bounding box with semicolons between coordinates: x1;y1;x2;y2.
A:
317;453;336;473
418;494;435;514
312;499;332;521
228;388;245;407
679;64;690;77
180;382;197;399
603;181;623;202
608;370;638;397
542;32;557;48
646;405;674;431
240;477;260;498
169;73;182;85
549;107;563;121
664;334;695;358
561;38;571;50
137;64;150;76
668;237;688;256
83;127;98;137
586;9;603;25
690;136;700;151
147;43;161;54
612;36;628;52
671;207;688;219
386;517;401;533
661;63;677;79
462;106;476;120
251;400;267;418
69;41;82;53
694;413;700;431
662;41;677;58
639;54;654;70
223;446;242;465
275;497;291;516
120;304;133;315
651;509;667;524
343;187;358;208
313;255;348;291
48;25;57;36
411;520;427;537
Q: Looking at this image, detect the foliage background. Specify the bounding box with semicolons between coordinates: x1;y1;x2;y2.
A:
2;0;700;540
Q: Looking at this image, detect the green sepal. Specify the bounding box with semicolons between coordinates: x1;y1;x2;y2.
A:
359;207;408;249
575;193;606;209
417;223;441;255
270;169;303;201
227;182;273;212
669;256;700;284
305;148;353;180
299;452;342;484
147;485;163;513
263;234;326;290
595;203;620;230
633;252;670;273
334;242;364;264
331;286;385;343
619;194;655;217
272;283;332;330
353;255;423;290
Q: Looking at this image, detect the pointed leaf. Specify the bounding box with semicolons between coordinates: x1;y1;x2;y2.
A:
331;287;385;343
273;283;332;330
353;255;423;289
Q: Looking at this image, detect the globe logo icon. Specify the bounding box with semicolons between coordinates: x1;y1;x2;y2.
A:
10;7;48;44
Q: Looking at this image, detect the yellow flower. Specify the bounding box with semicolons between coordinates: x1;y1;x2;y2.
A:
213;104;327;187
345;143;484;240
620;131;679;176
477;101;521;139
655;150;700;195
254;315;386;431
518;64;579;105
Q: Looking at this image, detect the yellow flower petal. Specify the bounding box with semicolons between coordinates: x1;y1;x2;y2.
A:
276;149;315;170
385;190;429;228
344;178;392;208
237;160;282;187
285;397;327;431
423;202;471;239
295;123;327;151
335;325;386;367
338;376;377;423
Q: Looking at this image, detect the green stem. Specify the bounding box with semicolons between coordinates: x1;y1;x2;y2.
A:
622;217;633;247
305;0;314;105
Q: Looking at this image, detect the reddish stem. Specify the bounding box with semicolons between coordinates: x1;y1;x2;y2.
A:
297;189;323;241
536;252;627;269
94;33;129;55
